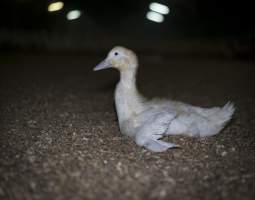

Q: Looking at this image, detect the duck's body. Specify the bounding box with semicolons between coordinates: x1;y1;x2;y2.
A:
94;46;235;152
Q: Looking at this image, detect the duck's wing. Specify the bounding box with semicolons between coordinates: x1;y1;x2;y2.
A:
165;102;235;137
120;105;176;138
134;109;179;152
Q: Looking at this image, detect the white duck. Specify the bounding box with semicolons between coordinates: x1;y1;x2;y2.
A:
94;46;235;152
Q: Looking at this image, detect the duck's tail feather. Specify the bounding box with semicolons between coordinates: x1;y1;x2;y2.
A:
200;101;235;137
214;101;235;126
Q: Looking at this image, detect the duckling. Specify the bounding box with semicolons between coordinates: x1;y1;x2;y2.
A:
94;46;235;152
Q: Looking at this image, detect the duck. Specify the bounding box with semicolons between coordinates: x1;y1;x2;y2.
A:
93;46;235;152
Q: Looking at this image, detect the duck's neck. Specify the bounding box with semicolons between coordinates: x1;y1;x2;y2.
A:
119;68;137;90
115;66;145;124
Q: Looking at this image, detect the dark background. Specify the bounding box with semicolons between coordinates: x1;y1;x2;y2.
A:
0;1;255;200
0;0;254;56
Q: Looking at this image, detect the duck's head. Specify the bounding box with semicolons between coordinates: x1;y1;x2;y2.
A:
94;46;138;72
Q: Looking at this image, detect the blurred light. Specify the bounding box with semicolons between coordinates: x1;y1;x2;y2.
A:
146;11;164;23
66;10;81;20
149;2;169;15
48;1;64;12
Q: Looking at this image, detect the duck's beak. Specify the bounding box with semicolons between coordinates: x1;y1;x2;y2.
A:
93;59;112;71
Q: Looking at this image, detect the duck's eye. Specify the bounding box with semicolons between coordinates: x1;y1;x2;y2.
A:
114;52;119;56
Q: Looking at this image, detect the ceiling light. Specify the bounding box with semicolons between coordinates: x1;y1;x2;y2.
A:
146;11;164;23
66;10;82;20
149;2;169;15
48;1;64;12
